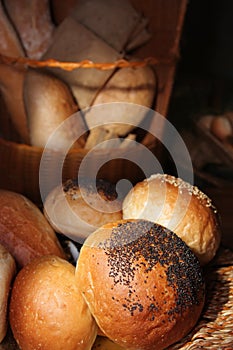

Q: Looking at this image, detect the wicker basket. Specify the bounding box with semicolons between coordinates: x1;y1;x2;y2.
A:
0;0;188;204
0;133;159;204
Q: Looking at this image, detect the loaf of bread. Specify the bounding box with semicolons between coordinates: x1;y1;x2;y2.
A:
44;178;122;243
84;65;156;148
23;68;85;149
0;244;16;343
4;0;54;59
76;219;205;350
0;0;29;143
123;174;221;265
0;190;66;267
9;255;97;350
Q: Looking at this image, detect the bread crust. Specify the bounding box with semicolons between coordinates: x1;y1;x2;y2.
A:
9;255;97;350
0;190;66;267
123;174;221;265
44;178;122;242
76;219;205;350
0;244;16;343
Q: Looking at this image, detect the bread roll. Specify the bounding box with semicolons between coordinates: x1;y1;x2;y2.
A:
9;255;97;350
0;244;16;343
123;174;221;265
44;178;122;243
0;190;66;267
23;68;85;149
91;64;156;108
76;219;205;350
210;115;232;141
85;65;156;148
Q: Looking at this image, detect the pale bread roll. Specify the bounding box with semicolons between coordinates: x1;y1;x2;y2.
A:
4;0;54;59
23;68;86;149
0;0;29;143
210;115;232;141
123;174;221;265
9;255;97;350
0;190;66;267
76;219;205;350
44;178;122;243
0;244;16;343
85;64;156;148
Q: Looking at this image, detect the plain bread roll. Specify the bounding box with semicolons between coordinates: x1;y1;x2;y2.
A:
0;244;16;343
24;68;84;149
123;174;221;265
0;190;66;267
9;255;97;350
44;178;122;243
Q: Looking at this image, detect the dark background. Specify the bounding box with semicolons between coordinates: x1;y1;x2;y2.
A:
168;0;233;127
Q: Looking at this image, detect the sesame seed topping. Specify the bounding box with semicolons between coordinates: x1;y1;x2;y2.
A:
148;174;217;211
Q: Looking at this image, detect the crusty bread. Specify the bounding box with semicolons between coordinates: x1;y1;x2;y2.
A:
91;65;156;108
0;190;66;267
76;219;205;350
23;68;84;149
44;178;122;243
0;0;29;143
0;244;16;343
4;0;54;59
123;174;221;265
84;64;156;148
9;255;97;350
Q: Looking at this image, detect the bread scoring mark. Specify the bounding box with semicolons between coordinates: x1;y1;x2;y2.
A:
99;220;205;318
149;174;217;212
63;178;119;201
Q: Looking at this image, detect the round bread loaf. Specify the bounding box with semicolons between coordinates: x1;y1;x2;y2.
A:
9;255;97;350
0;244;16;343
123;174;221;265
76;219;205;350
0;190;66;267
44;178;122;242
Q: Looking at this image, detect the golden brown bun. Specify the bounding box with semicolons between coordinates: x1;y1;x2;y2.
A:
76;219;205;350
44;178;122;242
0;190;66;267
123;174;221;265
0;244;16;343
9;255;97;350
